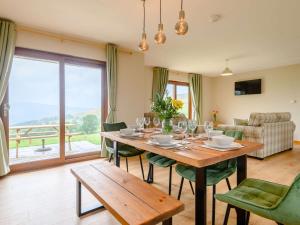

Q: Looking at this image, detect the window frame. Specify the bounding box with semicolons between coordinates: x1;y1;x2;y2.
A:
3;47;107;172
167;80;192;119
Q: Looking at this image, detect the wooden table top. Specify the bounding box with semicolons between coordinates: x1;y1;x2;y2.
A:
71;162;184;225
100;131;263;168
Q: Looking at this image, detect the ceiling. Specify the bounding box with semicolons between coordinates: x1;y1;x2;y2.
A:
1;0;300;76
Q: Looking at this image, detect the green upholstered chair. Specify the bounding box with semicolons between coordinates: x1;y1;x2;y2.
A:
215;174;300;225
146;153;176;195
175;130;244;225
103;122;145;180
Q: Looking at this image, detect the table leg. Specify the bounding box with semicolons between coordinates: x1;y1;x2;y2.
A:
162;217;172;225
113;140;120;167
236;155;247;225
195;167;207;225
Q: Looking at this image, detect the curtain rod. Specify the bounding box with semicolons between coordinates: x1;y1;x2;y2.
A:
16;25;133;55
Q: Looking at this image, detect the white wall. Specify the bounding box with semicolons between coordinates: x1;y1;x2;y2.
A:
15;30;148;125
212;64;300;139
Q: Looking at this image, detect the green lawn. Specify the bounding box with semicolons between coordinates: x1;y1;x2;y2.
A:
9;133;101;149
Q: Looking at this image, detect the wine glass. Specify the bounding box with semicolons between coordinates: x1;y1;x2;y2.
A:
153;117;160;129
144;117;151;128
136;117;145;130
188;120;198;138
204;121;214;138
178;120;188;140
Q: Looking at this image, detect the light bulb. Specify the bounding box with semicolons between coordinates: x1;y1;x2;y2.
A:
175;10;188;35
154;24;166;44
221;67;233;76
138;33;149;51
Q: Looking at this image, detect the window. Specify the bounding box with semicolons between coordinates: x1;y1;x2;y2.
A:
3;48;107;167
165;81;192;119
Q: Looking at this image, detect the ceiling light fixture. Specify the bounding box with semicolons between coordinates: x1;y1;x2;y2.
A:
175;0;188;35
138;0;149;51
154;0;166;44
221;59;234;76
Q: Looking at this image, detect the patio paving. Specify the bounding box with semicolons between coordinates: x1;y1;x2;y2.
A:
9;141;101;165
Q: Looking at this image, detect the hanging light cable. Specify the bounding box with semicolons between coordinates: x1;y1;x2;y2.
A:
175;0;188;35
138;0;149;51
154;0;166;44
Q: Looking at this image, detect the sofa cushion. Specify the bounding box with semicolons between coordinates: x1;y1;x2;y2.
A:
248;112;291;126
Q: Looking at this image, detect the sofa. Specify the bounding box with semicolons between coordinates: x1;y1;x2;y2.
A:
218;112;296;159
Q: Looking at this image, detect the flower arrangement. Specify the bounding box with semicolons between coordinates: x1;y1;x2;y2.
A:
212;110;219;122
151;93;183;133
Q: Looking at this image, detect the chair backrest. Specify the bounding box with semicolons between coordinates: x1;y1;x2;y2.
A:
225;130;243;168
272;173;300;224
103;122;127;148
224;130;243;140
211;130;244;170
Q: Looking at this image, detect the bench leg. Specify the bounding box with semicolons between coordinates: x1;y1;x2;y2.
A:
162;217;172;225
76;180;105;217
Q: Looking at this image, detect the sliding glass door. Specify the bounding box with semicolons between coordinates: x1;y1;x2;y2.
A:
3;48;107;167
8;56;60;165
64;63;103;157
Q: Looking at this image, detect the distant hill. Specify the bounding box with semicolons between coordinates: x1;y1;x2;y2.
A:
9;102;100;126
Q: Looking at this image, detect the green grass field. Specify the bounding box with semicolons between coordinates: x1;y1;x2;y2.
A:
9;133;101;149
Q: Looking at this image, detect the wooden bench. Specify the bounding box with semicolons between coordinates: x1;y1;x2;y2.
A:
71;161;184;225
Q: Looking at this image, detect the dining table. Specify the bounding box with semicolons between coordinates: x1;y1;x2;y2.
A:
100;130;263;225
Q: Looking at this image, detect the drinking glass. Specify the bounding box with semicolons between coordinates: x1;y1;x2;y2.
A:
144;117;151;128
188;120;198;137
204;121;214;138
153;117;160;128
178;120;188;140
136;117;145;130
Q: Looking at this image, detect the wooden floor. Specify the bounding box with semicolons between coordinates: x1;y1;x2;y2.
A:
1;145;299;225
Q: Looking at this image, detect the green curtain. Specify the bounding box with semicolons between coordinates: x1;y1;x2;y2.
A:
102;43;118;157
151;67;169;101
0;19;16;176
188;73;203;124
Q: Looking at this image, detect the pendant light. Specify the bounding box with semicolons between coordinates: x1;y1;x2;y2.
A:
138;0;149;51
221;59;233;76
175;0;188;35
154;0;166;44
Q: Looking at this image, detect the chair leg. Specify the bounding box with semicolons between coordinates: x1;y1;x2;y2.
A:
125;157;129;172
223;205;231;225
212;185;216;225
177;177;184;200
147;163;154;183
189;181;194;195
246;212;250;225
108;153;113;163
226;178;232;190
139;155;145;181
168;166;172;195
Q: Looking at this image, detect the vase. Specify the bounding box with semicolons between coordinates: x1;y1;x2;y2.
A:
162;119;173;134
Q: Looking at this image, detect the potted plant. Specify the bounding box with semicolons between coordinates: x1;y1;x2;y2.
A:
151;93;183;134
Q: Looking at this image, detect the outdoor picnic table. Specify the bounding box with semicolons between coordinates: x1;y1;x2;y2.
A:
9;124;77;157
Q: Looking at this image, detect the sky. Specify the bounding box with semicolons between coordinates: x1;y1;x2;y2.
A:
9;56;102;125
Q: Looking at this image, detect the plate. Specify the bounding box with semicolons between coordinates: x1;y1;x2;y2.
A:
147;140;178;147
204;141;243;149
